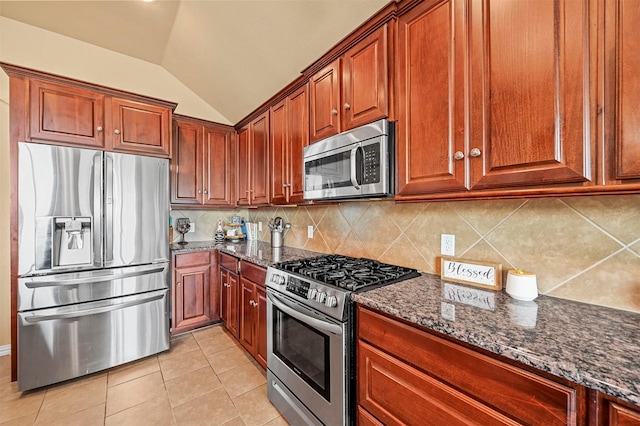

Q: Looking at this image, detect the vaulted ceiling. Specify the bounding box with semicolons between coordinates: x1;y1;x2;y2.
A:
0;0;388;123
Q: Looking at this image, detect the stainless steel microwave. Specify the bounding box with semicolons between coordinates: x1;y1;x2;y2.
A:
303;119;395;201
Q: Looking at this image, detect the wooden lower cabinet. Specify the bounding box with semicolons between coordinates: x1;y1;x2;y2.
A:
238;261;268;369
172;251;219;334
219;252;240;339
357;306;587;425
591;390;640;426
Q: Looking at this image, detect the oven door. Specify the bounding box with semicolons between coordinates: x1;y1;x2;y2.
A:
267;290;348;426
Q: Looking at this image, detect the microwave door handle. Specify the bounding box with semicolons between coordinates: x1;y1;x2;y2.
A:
268;292;343;336
350;146;361;190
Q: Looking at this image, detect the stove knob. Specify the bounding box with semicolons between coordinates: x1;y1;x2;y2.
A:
308;288;318;300
270;274;285;286
324;295;338;308
315;291;327;304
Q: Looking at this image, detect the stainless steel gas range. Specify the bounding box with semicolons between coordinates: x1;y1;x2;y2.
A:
265;255;420;426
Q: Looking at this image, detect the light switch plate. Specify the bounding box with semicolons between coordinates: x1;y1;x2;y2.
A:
189;222;195;233
258;221;263;232
308;225;314;238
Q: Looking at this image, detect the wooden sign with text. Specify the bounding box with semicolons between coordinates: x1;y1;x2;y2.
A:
440;257;503;291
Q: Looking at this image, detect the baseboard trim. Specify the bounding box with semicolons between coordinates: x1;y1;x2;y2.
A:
0;344;11;357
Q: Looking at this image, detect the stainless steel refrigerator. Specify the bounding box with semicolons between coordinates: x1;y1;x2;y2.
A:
17;142;170;391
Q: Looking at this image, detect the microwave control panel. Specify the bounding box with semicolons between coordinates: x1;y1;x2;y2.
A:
362;144;381;184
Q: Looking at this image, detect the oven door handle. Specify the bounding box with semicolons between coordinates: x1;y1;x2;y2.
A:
268;292;343;336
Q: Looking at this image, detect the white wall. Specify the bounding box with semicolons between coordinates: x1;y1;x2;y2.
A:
0;16;231;347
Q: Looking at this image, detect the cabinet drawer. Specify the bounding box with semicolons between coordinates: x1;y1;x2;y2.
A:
219;252;239;273
358;307;580;426
174;251;210;268
240;261;266;285
358;341;519;426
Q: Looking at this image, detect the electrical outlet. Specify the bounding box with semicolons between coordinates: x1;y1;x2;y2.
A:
308;225;314;239
189;222;195;233
258;221;263;232
441;234;455;256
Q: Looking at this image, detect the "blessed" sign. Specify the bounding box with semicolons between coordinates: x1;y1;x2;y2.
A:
440;257;503;291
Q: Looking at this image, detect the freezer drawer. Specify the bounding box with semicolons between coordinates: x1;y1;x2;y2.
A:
18;262;169;311
18;289;169;391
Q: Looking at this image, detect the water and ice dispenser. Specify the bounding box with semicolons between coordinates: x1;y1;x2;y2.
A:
52;217;92;268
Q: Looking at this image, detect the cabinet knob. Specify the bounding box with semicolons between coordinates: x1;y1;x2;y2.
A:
114;129;121;135
470;148;482;158
203;190;208;194
454;151;465;160
96;126;103;132
177;282;182;287
344;103;351;110
331;109;338;115
198;190;202;194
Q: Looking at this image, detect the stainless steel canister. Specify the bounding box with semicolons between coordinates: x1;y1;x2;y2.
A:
271;230;283;248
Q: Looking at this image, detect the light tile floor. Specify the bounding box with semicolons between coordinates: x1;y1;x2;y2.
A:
0;325;289;426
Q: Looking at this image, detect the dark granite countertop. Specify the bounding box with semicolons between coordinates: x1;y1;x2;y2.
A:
352;273;640;406
170;240;321;268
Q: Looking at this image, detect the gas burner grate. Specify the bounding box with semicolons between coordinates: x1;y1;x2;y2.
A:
274;254;420;291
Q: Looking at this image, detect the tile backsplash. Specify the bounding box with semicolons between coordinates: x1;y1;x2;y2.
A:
248;196;640;314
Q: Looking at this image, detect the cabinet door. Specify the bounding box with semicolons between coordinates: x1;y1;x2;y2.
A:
29;79;105;148
255;284;267;369
171;120;203;205
220;269;229;325
239;278;256;353
236;125;251;206
227;271;239;339
270;99;288;205
203;126;235;207
604;0;640;181
468;0;594;190
110;98;172;158
396;0;467;197
287;84;310;204
593;390;640;426
310;59;341;142
251;112;270;205
342;24;389;131
173;252;212;334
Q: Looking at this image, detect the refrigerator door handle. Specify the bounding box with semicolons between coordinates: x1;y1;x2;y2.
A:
22;264;167;288
93;153;104;268
104;153;114;265
22;291;166;324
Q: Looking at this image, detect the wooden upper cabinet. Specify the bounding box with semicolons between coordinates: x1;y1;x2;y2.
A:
109;98;171;157
342;24;389;131
396;0;595;199
396;0;467;196
270;99;288;205
29;79;105;148
236;126;251;206
309;23;390;143
468;0;595;191
171;120;202;205
203;126;235;206
16;66;176;157
237;111;270;206
310;59;341;142
251;113;270;205
603;0;640;182
171;116;235;208
270;84;309;205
